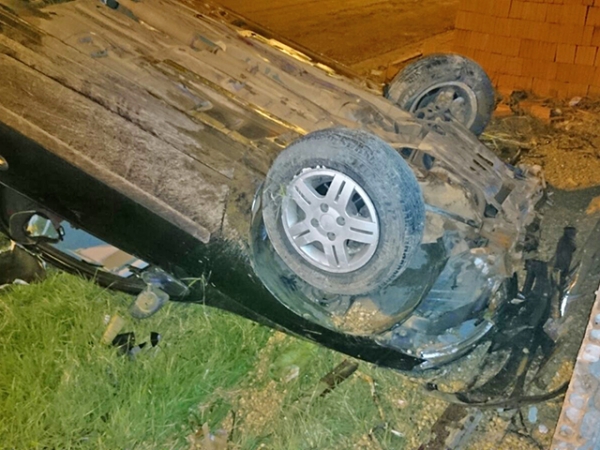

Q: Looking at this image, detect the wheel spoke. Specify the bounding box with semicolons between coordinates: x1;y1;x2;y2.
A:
346;216;378;234
294;230;320;247
346;229;378;245
338;184;356;211
443;86;458;98
334;242;349;267
287;220;311;238
292;180;319;209
325;173;344;202
324;243;338;267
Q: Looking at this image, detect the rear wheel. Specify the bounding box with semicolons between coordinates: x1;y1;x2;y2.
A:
262;128;425;296
385;54;495;135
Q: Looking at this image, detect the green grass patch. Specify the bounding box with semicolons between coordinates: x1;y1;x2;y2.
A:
1;273;445;449
0;273;270;449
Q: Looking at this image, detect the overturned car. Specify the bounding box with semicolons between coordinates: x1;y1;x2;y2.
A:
0;0;542;370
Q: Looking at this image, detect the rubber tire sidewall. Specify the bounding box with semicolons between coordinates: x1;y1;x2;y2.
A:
385;53;495;136
262;128;425;296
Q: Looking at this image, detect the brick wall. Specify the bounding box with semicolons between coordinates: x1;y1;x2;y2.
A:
454;0;600;98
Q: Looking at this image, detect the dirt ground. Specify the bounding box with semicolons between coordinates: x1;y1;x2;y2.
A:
487;97;600;190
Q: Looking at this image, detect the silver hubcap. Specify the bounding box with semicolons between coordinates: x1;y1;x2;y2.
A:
282;168;379;274
410;81;478;129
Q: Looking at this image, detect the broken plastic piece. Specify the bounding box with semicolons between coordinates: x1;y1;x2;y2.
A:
130;285;169;319
150;331;161;347
111;332;136;355
317;359;359;397
101;315;125;344
141;267;189;298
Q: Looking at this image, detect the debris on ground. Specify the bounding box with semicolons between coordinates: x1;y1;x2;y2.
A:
100;314;126;345
112;332;137;355
187;423;228;450
316;359;359;397
517;101;552;124
110;331;162;358
0;244;46;285
587;196;600;215
486;94;600;190
268;337;318;382
129;284;170;319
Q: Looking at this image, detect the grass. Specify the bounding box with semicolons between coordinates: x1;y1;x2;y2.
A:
0;271;446;449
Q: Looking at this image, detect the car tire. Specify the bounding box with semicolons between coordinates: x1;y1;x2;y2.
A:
262;127;425;296
385;54;495;136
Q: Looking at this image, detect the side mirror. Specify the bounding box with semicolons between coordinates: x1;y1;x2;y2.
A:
8;211;61;245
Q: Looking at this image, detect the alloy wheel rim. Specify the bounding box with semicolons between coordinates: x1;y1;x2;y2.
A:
410;81;478;129
281;168;380;273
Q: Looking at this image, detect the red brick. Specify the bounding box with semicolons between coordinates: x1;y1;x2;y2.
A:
456;11;469;30
509;1;526;19
589;84;600;96
507;18;527;36
497;74;534;91
485;34;522;56
556;43;577;63
532;78;555;97
494;17;512;36
469;0;493;15
469;13;494;34
583;26;595;45
556;63;595;83
592;27;600;46
523;2;548;21
520;39;558;60
588;6;600;26
510;1;548;21
566;82;590;97
494;103;513;118
488;53;510;73
546;24;585;44
534;79;570;98
521;59;559;79
520;100;552;122
559;4;588;24
506;56;526;75
575;45;598;65
592;66;600;84
546;4;563;23
492;0;513;17
463;12;480;31
454;29;470;48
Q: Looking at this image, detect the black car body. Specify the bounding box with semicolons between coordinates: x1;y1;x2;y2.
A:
0;0;542;370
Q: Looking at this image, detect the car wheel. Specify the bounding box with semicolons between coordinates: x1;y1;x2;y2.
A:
262;128;425;296
385;54;495;136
